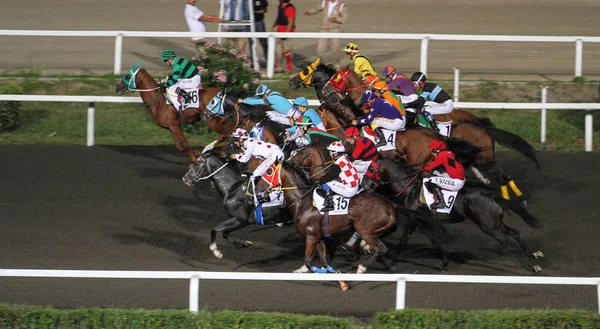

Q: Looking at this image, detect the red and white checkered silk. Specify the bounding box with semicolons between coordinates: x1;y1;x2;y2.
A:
335;156;360;188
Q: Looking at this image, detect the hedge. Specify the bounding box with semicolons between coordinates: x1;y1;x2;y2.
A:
1;305;599;329
0;82;23;132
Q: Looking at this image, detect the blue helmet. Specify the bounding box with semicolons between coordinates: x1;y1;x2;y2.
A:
293;96;309;107
255;84;271;96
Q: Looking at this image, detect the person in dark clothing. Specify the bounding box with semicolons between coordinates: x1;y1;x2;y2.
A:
247;0;269;66
344;126;379;162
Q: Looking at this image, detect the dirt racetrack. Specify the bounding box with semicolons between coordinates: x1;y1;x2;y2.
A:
0;145;599;317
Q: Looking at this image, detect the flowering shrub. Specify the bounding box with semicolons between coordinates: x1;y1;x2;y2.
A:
191;43;264;95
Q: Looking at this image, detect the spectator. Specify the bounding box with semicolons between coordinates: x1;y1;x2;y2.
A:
304;0;348;68
272;0;296;73
184;0;222;55
247;0;269;66
221;0;249;53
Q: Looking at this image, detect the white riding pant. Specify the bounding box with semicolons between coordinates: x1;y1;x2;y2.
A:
265;111;291;126
326;180;359;198
374;117;405;131
252;151;285;178
401;94;419;113
429;172;465;192
166;75;201;96
423;99;453;115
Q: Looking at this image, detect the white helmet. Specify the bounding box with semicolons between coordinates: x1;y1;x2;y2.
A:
231;128;249;139
327;141;346;153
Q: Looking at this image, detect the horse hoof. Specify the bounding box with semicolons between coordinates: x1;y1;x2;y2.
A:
356;265;367;274
213;250;223;259
532;251;544;259
520;199;528;206
533;265;543;273
339;281;350;291
483;178;491;185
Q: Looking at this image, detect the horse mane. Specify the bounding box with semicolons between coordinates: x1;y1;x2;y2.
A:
316;63;337;77
282;161;313;187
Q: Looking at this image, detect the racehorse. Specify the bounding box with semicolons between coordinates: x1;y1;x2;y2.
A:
360;155;544;272
182;150;290;259
115;63;223;164
255;160;448;274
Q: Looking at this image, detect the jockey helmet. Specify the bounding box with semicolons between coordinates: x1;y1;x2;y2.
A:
429;139;447;151
345;126;361;138
231;128;249;139
255;84;271;96
160;49;177;61
293;96;309;107
381;65;396;77
295;116;313;126
327;141;346;153
372;81;389;93
344;43;359;53
364;75;380;88
411;72;427;84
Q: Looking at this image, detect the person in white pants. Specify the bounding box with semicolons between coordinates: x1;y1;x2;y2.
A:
317;141;361;212
229;128;285;199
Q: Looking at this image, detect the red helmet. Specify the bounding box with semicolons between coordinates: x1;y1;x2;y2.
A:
345;126;360;138
429;139;447;151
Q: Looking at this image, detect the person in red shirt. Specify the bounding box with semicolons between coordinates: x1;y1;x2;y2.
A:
272;0;296;72
344;126;379;162
421;139;466;209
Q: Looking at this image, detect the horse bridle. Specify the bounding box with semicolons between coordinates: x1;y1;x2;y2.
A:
121;68;162;107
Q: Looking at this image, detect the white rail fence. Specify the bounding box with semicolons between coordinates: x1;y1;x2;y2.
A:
0;95;598;151
0;269;598;313
1;30;600;78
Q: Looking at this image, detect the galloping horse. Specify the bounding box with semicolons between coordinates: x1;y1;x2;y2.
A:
361;156;544;272
115;62;223;164
182;150;290;259
255;161;447;274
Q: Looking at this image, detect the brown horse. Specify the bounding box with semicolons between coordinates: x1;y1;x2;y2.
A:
255;161;447;274
115;64;228;164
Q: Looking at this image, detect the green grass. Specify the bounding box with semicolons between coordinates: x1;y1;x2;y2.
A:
0;75;598;151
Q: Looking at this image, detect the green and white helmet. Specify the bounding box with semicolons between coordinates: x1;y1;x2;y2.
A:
161;49;177;61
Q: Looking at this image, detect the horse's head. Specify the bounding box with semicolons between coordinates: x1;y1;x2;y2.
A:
286;143;332;180
289;58;322;90
182;150;228;187
204;90;226;119
116;61;142;93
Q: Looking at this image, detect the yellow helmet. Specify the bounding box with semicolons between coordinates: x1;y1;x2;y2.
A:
344;43;359;53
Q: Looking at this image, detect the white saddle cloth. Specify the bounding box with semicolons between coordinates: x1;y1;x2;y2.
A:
361;127;397;151
422;177;459;214
312;189;350;215
166;76;201;111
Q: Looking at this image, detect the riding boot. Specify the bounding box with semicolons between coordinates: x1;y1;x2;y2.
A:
373;127;387;147
424;111;439;133
427;183;447;209
321;189;335;212
175;87;192;104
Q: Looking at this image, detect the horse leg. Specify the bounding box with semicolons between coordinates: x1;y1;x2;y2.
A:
474;221;541;273
317;240;350;291
168;126;197;164
209;217;250;259
487;161;527;205
470;166;491;185
354;235;388;274
502;224;544;259
294;237;319;273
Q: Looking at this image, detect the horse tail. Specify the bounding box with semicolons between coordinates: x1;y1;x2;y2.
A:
445;137;481;167
396;206;449;245
487;128;541;169
494;196;543;229
460;115;495;128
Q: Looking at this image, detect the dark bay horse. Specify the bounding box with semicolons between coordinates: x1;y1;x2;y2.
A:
255;161;447;274
115;64;223;164
361;156;544;272
182;150;290;259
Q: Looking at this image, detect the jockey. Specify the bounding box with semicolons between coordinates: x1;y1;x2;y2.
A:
318;141;361;212
286;96;326;131
229;128;285;198
160;49;201;105
242;84;293;125
421;139;465;209
343;43;377;79
285;116;339;148
344;126;379;162
411;72;454;130
352;81;405;147
381;65;424;110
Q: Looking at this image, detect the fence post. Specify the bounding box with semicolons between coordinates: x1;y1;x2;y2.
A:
597;282;600;314
575;39;583;77
189;275;200;313
114;33;123;75
267;34;276;78
396;277;407;310
540;86;548;151
87;102;95;147
420;37;429;75
453;67;460;102
585;110;593;152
